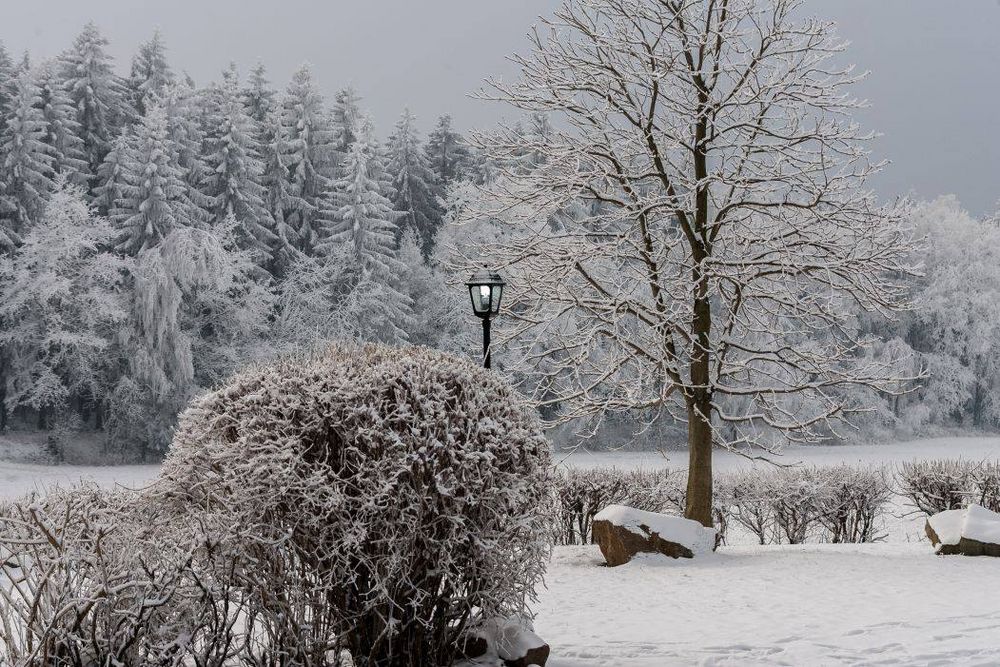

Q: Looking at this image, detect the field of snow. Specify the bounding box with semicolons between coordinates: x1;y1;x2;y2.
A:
544;437;1000;664
4;437;1000;665
0;460;158;500
541;543;1000;666
553;436;1000;473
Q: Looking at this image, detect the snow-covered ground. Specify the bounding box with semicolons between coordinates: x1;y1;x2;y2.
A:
4;437;1000;665
543;437;1000;665
554;436;1000;473
0;460;158;500
541;543;1000;666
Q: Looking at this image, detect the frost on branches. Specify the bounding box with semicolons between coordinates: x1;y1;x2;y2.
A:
0;179;130;432
463;0;920;525
156;342;555;665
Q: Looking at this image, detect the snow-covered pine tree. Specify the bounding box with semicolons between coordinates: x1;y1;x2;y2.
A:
127;31;174;117
0;70;56;249
424;114;471;188
321;118;401;274
59;23;129;174
242;61;275;126
258;106;299;276
112;106;195;254
162;79;212;225
0;42;16;136
280;64;335;255
331;85;363;158
13;51;31;77
318;118;412;343
35;60;89;187
202;68;277;265
92;134;129;218
385;108;444;256
0;177;131;430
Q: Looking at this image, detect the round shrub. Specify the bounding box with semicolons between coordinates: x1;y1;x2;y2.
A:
156;342;554;666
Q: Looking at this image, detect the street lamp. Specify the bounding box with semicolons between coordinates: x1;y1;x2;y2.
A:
466;269;506;369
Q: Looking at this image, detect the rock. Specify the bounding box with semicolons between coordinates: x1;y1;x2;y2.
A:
496;616;549;667
502;642;550;667
927;505;1000;556
592;504;717;566
926;508;964;555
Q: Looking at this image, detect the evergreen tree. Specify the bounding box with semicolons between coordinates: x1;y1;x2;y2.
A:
523;112;555;169
242;61;275;126
93;134;130;218
319;120;412;343
331;85;363;157
321;120;400;273
424;114;471;188
385;108;444;255
36;60;89;186
162;79;212;224
127;31;174;116
60;23;129;174
112;106;195;254
202;69;277;264
280;64;335;254
258;107;299;275
0;42;16;136
0;71;55;248
14;51;31;77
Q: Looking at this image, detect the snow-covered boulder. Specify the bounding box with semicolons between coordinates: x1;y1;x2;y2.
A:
926;504;1000;556
459;615;550;667
592;504;717;566
496;615;550;667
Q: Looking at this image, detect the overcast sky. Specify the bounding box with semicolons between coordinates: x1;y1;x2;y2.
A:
3;1;998;214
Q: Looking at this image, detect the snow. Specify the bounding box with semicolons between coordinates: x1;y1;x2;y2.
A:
473;615;548;662
0;461;158;500
927;508;964;546
593;504;716;555
963;504;1000;544
5;436;1000;664
539;543;1000;666
927;505;1000;551
556;436;1000;473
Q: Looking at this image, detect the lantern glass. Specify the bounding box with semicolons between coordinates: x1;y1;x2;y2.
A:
467;270;506;318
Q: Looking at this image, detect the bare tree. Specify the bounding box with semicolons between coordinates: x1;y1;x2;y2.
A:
461;0;919;526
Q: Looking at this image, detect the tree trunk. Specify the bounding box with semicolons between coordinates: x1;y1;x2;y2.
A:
685;389;714;527
684;289;714;527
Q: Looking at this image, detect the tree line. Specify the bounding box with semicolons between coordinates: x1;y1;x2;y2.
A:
0;25;484;459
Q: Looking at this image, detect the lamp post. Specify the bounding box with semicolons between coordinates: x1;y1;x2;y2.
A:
466;269;506;369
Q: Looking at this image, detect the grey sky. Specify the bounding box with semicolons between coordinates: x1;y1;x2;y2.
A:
3;0;998;214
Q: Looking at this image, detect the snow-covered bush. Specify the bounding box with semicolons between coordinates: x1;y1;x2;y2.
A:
767;467;828;544
899;459;978;515
899;459;1000;516
0;486;193;666
725;470;776;545
814;466;892;543
706;466;891;545
975;462;1000;513
554;467;629;545
155;341;554;666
